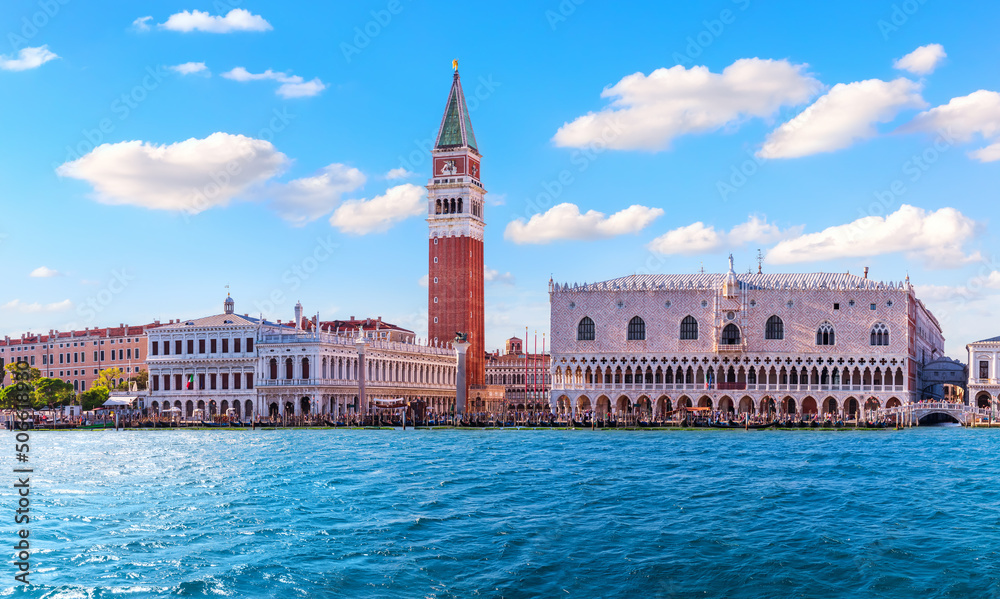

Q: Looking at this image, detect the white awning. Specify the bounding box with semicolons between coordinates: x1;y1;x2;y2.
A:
103;396;137;407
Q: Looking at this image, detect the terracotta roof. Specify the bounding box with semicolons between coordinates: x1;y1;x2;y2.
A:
309;318;413;334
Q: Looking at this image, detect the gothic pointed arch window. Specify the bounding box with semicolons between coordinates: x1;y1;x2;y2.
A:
816;322;835;346
627;316;645;341
721;323;741;345
871;323;889;346
577;317;595;341
680;316;698;340
765;315;784;340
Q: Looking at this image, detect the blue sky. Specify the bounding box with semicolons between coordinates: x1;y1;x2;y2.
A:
0;0;997;357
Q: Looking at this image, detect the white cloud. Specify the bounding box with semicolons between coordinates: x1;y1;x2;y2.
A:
0;46;58;71
504;203;663;244
648;215;797;255
1;299;73;313
385;168;414;180
902;90;1000;162
266;164;366;225
418;274;429;288
553;58;822;151
330;184;427;234
485;267;515;285
221;67;280;82
30;266;61;278
759;78;925;158
132;16;153;32
278;78;326;99
222;67;326;98
160;9;272;33
766;204;981;268
971;142;1000;162
56;133;289;214
169;62;209;76
488;193;506;206
893;44;946;75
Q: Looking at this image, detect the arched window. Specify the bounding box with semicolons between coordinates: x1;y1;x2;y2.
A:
721;324;741;345
435;199;442;214
285;357;294;379
458;198;463;213
765;315;784;340
627;316;645;341
269;358;277;380
577;317;595;341
680;316;698;340
816;322;835;346
450;198;456;213
871;323;889;346
302;357;310;379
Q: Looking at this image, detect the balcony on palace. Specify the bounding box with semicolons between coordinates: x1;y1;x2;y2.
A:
256;377;452;390
258;332;455;357
554;382;907;395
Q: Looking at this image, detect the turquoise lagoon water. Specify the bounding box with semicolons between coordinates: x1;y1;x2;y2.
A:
4;428;1000;598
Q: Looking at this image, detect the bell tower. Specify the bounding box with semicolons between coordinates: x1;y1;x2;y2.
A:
427;63;486;399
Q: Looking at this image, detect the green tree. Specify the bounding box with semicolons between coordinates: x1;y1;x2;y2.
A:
32;378;74;409
127;369;149;391
0;384;30;409
79;386;110;411
94;368;124;391
4;362;41;385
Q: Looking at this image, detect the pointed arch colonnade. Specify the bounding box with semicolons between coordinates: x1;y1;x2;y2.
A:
551;354;912;419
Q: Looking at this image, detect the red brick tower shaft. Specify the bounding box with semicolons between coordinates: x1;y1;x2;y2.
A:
427;67;486;401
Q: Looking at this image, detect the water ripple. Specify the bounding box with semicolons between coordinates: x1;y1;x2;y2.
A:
3;428;1000;597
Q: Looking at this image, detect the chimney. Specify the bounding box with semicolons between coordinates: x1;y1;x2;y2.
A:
864;267;869;279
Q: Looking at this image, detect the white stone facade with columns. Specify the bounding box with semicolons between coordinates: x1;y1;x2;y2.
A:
967;336;1000;410
146;295;282;419
549;262;945;419
255;328;458;418
147;296;459;420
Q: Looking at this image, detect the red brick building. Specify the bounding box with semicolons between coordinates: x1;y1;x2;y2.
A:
427;67;486;399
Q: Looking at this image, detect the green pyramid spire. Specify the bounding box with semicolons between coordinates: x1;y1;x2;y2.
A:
435;71;478;151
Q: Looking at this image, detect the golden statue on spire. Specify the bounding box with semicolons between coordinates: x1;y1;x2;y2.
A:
452;59;458;72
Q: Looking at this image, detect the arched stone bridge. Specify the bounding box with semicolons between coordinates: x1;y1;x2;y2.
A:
878;402;991;425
